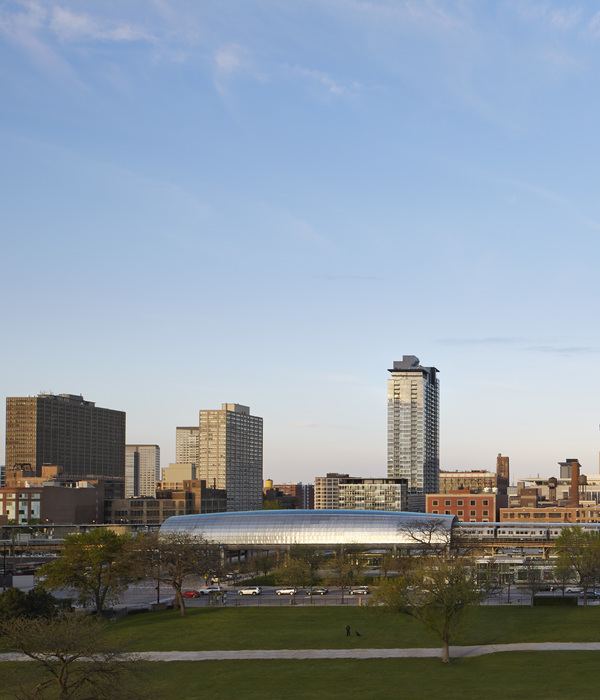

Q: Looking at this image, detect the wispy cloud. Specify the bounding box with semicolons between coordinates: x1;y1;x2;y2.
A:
0;2;79;83
436;337;523;346
291;65;361;97
496;175;600;231
526;345;600;355
313;274;380;282
512;2;582;31
49;7;153;43
437;337;600;356
0;2;154;85
214;43;246;75
588;11;600;38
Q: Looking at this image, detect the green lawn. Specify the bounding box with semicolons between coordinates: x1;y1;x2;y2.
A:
4;607;600;699
1;653;598;700
110;605;600;651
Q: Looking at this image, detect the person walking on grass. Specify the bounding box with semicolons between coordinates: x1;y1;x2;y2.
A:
346;625;351;637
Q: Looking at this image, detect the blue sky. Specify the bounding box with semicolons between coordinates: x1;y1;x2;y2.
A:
2;1;600;484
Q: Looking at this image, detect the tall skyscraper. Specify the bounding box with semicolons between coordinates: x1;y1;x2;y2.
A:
5;393;125;480
175;426;199;468
198;403;263;512
387;356;439;510
125;444;160;498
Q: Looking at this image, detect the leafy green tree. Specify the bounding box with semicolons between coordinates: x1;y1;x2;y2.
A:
554;527;600;605
289;546;322;582
262;500;282;510
0;587;27;620
372;557;481;663
136;532;220;616
0;587;60;622
274;557;312;602
553;561;575;595
37;529;136;614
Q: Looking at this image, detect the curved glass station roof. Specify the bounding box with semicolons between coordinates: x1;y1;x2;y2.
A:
159;510;456;549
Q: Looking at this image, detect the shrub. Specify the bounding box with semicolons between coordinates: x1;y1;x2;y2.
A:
533;595;578;607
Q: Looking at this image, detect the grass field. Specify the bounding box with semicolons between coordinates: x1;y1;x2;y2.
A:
110;604;600;651
4;606;600;699
2;653;598;700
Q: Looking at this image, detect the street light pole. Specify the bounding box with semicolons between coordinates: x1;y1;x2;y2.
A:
156;550;160;605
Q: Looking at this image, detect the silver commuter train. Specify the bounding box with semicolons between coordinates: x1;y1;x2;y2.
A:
456;522;600;541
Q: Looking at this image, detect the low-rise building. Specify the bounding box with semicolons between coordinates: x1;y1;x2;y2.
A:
499;506;600;523
105;479;226;525
315;473;350;509
339;478;407;512
427;491;498;522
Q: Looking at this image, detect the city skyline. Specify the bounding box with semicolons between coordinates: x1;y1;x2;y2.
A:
2;2;600;483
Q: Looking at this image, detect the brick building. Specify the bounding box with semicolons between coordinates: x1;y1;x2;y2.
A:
427;491;497;522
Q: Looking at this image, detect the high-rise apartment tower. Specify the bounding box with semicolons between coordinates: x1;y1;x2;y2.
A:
198;404;263;512
125;444;160;498
175;427;199;468
387;356;439;510
5;393;125;480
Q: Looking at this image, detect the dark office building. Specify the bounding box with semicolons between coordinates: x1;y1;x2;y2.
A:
5;393;125;480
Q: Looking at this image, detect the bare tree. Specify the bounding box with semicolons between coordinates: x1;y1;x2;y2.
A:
518;558;546;606
398;518;454;558
136;532;220;616
0;614;141;699
372;557;481;663
325;547;365;603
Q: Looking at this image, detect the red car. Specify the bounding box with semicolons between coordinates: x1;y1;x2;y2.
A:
182;590;201;598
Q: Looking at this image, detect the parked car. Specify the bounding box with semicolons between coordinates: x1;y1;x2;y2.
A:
566;587;583;594
349;586;370;595
579;591;600;599
198;586;224;595
306;587;329;595
238;586;262;596
276;587;299;595
182;590;201;598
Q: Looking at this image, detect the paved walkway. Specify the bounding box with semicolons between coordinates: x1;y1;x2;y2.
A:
3;643;600;662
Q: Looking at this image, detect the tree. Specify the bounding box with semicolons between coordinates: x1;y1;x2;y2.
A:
398;518;454;558
136;531;220;616
274;557;312;603
262;500;282;510
372;557;481;663
378;551;409;579
0;614;139;699
554;527;600;606
325;547;365;603
0;587;61;623
518;558;545;606
245;553;276;579
288;546;322;582
37;529;136;615
553;561;575;595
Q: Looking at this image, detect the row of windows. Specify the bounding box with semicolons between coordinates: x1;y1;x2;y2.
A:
432;510;489;517
431;499;489;506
